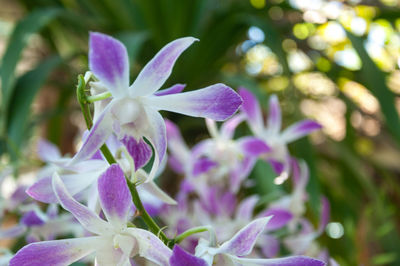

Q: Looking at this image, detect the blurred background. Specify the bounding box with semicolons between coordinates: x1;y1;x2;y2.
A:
1;0;400;265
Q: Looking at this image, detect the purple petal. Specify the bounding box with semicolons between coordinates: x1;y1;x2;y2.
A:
155;84;186;96
259;234;280;258
37;139;61;162
220;114;245;140
231;255;326;266
20;211;45;226
0;224;26;239
170;245;207;266
281;120;322;143
127;228;172;266
261;208;293;231
129;37;198;97
218;217;270;256
168;155;185;174
239;137;270;157
121;136;152;170
10;237;102;266
98;164;133;227
89;32;129;98
192;158;217;176
318;197;330;235
267;94;282;134
143;108;167;181
147;83;243;121
27;171;100;204
239;88;264;134
70;103;114;164
52;173;111;235
236;196;258;221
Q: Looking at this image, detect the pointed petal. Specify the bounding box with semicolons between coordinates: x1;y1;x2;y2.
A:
70;103;114;165
281;120;322;143
239;88;264;134
143;108;167;181
155;84;186;96
267;95;282;134
146;84;242;121
89;32;129;98
0;224;26;239
192;158;217;176
236;196;258;221
229;254;326;266
10;237;103;266
98;164;133;228
261;208;293;231
318;197;330;235
37;139;61;162
220;114;245;139
238;137;270;157
217;217;271;256
27;171;100;204
127;228;172;266
121;136;152;170
129;37;198;97
20;210;45;226
139;180;177;205
52;173;112;235
170;245;208;266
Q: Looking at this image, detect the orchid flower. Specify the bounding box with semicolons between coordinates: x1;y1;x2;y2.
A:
169;217;325;266
71;32;242;182
239;88;321;183
11;164;171;266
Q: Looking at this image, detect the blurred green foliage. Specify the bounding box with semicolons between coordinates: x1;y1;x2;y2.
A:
1;0;400;265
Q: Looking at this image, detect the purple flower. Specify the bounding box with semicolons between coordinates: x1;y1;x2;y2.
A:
239;88;321;183
11;164;171;266
71;32;242;181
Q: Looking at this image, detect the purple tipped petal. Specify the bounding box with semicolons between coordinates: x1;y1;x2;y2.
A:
10;237;102;266
20;211;45;226
37;139;61;162
261;208;293;231
231;255;326;266
239;137;270;157
260;234;280;258
0;224;26;239
130;37;198;97
121;136;152;170
98;164;133;227
70;104;114;165
192;158;217;176
155;84;186;96
218;217;271;256
170;245;207;266
236;196;258;221
220;114;245;139
239;88;264;134
147;83;242;121
89;32;129;98
318;197;330;235
267;95;282;134
52;173;111;235
27;171;100;204
281;120;322;143
127;228;172;266
143;108;167;181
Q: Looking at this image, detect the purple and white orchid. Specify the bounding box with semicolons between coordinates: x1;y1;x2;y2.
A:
11;164;171;266
239;88;321;183
71;32;242;181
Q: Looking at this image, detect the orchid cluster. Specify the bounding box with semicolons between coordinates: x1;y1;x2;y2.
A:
0;32;337;265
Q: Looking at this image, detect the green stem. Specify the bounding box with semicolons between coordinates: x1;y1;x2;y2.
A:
75;74;170;246
87;91;112;102
174;226;213;244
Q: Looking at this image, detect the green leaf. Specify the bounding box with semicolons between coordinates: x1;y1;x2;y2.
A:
0;7;62;133
347;31;400;145
6;55;62;159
